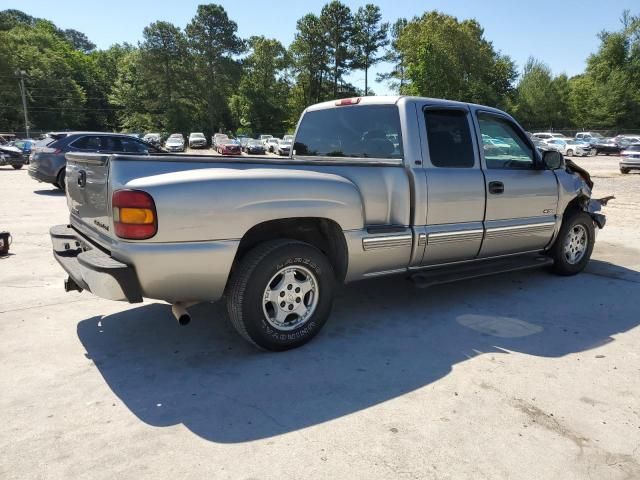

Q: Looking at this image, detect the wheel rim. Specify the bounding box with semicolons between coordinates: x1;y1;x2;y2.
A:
262;265;319;331
563;224;588;264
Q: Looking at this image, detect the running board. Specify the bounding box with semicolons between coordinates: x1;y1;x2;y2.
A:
410;254;553;289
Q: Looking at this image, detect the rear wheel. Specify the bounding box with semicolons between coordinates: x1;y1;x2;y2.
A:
55;169;66;191
620;168;630;174
12;164;23;170
226;239;335;351
550;212;595;276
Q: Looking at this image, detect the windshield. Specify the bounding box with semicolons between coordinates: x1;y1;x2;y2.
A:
191;133;205;138
248;140;261;146
625;145;640;152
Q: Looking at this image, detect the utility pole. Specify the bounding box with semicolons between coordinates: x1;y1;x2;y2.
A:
15;70;29;138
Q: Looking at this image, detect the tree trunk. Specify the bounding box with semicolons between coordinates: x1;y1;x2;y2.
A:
364;57;369;95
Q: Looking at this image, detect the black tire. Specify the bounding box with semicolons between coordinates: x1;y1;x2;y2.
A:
620;168;630;174
12;164;23;170
55;169;66;191
226;239;335;351
550;211;595;276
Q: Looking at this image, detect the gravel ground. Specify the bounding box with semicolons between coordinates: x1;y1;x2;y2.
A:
0;155;639;480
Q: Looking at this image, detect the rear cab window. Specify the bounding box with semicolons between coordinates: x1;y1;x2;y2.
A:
294;105;403;159
424;109;475;168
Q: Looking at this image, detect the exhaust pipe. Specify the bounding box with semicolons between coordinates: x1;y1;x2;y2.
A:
171;301;196;326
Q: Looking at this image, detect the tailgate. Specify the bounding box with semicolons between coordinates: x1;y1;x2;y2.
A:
65;152;114;243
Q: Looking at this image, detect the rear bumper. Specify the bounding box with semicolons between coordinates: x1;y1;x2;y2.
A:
50;224;143;302
29;166;57;183
620;161;640;169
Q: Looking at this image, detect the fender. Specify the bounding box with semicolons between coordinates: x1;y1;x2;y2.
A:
124;167;366;243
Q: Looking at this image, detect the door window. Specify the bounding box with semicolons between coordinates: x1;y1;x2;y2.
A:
477;113;535;169
424;109;475;168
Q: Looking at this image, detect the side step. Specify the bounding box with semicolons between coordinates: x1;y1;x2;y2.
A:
410;254;553;289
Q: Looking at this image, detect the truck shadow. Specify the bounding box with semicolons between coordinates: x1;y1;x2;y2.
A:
77;258;640;443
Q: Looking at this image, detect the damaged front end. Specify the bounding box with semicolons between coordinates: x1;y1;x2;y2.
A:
561;158;613;229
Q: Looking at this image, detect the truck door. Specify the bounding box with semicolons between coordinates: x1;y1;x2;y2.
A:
420;106;486;265
473;110;558;257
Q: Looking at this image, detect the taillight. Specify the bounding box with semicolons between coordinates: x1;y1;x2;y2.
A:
37;147;62;154
335;97;361;106
112;190;157;240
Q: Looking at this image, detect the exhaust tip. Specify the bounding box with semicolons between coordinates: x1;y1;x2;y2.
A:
171;302;196;326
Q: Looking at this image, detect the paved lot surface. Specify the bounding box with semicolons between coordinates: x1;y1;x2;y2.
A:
1;156;639;479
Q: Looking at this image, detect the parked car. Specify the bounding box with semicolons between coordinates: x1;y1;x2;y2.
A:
0;143;25;169
282;135;294;143
50;96;609;351
482;135;511;154
188;132;207;149
244;139;266;155
237;136;251;149
619;144;640;174
143;133;162;146
544;139;590;157
165;134;185;152
265;138;280;152
212;133;229;149
575;132;604;143
532;132;567;140
614;135;640;149
12;138;36;163
29;132;163;190
217;139;241;155
593;138;621;155
259;134;273;146
276;140;292;156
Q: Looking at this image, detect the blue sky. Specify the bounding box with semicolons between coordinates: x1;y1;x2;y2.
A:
6;0;637;94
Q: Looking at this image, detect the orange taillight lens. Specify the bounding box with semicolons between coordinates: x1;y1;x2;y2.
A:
112;190;157;240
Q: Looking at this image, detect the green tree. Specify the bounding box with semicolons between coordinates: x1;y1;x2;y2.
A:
510;57;570;129
567;11;640;129
185;4;245;134
376;18;407;93
289;13;330;107
62;29;96;53
229;36;290;134
396;11;516;107
320;1;354;98
137;21;191;132
352;4;388;95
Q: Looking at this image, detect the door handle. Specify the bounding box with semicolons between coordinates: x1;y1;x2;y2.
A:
488;181;504;194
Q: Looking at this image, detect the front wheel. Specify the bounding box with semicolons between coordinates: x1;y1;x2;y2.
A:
226;239;335;351
12;164;23;170
620;168;630;174
549;212;595;276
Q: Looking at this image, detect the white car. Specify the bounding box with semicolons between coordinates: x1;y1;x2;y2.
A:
265;138;280;153
544;139;589;157
188;132;207;149
575;132;604;143
532;132;568;140
165;134;185;152
620;144;640;174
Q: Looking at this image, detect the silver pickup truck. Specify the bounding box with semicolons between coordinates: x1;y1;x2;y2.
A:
50;96;608;351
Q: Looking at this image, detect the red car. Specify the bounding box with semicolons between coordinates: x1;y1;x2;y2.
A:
217;140;241;155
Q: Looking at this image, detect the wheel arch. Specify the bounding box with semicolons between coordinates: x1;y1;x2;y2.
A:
230;217;349;284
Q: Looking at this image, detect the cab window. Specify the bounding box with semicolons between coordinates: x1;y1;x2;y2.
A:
294;105;403;159
477;113;535;169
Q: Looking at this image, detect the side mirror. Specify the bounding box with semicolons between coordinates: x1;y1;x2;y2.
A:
542;150;563;170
